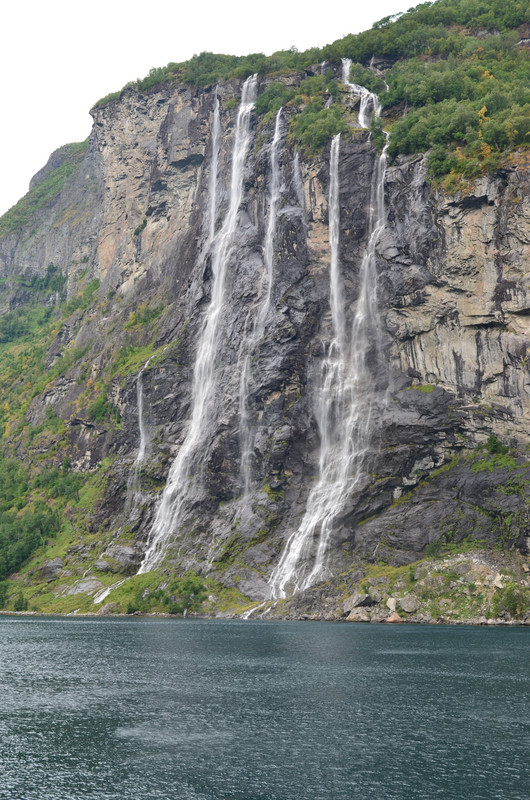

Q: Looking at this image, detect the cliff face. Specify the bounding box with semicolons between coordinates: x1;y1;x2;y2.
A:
0;72;528;612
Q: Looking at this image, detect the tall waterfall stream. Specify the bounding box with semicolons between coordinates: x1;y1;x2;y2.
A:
135;67;388;597
269;68;388;598
239;108;284;497
124;359;151;514
138;76;258;574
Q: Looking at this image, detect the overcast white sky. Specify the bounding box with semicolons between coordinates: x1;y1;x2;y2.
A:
1;0;405;217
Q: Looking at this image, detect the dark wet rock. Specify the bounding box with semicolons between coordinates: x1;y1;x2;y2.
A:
103;545;143;574
97;602;119;616
62;578;103;596
399;595;420;614
0;74;527;618
343;592;376;614
94;559;114;573
36;558;64;582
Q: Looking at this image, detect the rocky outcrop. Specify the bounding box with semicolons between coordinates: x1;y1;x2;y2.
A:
0;70;528;613
0;142;103;289
244;550;530;624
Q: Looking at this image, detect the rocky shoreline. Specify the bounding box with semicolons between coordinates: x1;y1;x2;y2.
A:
240;550;530;626
3;549;528;624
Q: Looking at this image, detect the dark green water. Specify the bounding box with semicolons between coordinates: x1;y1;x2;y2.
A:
0;618;527;800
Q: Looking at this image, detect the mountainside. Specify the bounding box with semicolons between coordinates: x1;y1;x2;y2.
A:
0;0;528;621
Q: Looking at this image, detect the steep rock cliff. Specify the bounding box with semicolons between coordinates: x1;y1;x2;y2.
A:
0;70;528;614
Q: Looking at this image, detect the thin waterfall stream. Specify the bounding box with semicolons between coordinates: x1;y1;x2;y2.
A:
341;58;381;128
208;91;221;245
124;359;151;512
138;76;258;574
239;108;283;496
269;75;388;599
293;152;305;215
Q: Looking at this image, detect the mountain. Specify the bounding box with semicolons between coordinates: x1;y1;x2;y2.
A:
0;0;528;621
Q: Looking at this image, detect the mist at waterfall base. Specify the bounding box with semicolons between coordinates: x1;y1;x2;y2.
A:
0;618;527;800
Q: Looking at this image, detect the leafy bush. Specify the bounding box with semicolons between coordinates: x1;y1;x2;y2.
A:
486;434;509;455
14;591;28;612
289;103;347;154
503;583;526;617
345;62;387;95
370;116;386;152
490;582;527;618
125;302;163;329
133;219;147;236
62;279;100;316
0;305;54;344
94;0;528;105
31;263;68;295
125;574;207;614
90;0;528;179
86;392;120;425
33;465;83;501
0;451;84;580
426;539;443;557
385;37;529;181
254;82;296;117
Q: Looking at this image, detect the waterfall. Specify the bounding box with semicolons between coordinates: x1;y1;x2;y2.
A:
208;92;221;244
239;108;283;496
293;152;305;215
135;360;150;464
342;58;381;129
260;108;283;331
93;579;126;605
138;75;258;574
125;359;151;512
269;89;388;598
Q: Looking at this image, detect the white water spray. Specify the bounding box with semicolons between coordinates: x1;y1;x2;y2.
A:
135;360;150;463
208;93;221;244
93;579;126;605
125;359;151;511
239;108;283;495
293;152;305;215
241;600;267;619
138;76;258;573
342;58;381;129
269;87;388;598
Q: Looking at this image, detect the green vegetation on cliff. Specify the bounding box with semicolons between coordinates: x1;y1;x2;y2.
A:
255;75;347;154
92;0;529;180
0;455;62;580
0;142;89;237
385;34;529;184
0;0;527;615
0;255;178;608
95;0;528;101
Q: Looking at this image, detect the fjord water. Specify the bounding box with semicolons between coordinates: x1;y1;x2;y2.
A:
1;619;527;800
